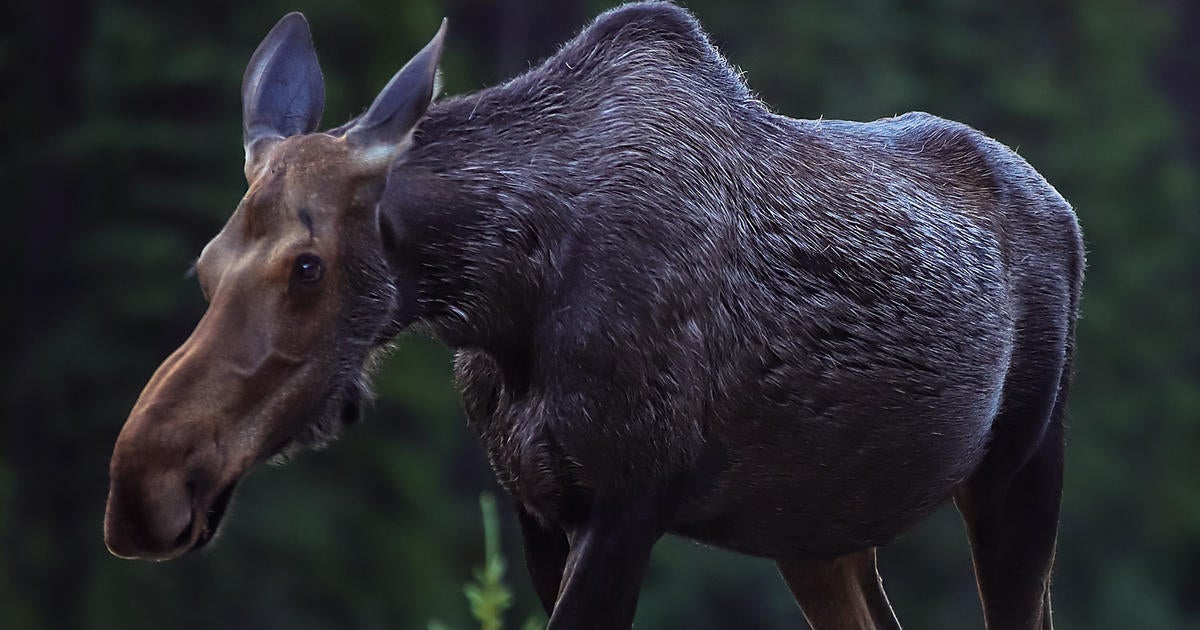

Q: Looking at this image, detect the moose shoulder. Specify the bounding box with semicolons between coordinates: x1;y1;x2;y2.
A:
105;3;1083;630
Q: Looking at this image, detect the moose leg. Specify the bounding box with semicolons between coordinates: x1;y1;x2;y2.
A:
777;548;902;630
955;359;1069;630
546;505;661;630
955;417;1063;630
515;507;570;614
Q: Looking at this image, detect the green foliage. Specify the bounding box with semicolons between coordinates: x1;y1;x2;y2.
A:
1;0;1196;628
430;494;545;630
464;494;514;630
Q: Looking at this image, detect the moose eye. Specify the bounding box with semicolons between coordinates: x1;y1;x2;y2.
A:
293;254;324;284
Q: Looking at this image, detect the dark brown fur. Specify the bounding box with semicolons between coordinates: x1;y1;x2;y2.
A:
106;5;1082;629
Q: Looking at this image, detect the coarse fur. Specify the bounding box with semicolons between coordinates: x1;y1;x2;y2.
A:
106;3;1083;629
383;4;1083;627
386;0;1080;554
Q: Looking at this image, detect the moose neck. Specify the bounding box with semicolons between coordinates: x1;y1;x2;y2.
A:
380;82;578;359
376;6;748;361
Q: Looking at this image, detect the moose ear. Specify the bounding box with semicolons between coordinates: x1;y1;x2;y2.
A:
241;13;325;171
346;19;447;170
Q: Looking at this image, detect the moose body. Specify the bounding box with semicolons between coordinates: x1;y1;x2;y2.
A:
105;4;1083;629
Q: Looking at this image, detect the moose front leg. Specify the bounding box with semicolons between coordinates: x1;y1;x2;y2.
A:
546;503;662;630
516;506;570;614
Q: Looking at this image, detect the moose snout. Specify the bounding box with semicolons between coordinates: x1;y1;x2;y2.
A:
104;464;197;560
104;400;230;560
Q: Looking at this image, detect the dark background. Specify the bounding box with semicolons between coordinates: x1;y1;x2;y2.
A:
3;0;1197;628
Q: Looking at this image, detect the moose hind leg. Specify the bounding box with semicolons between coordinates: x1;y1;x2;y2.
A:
955;351;1070;630
777;548;902;630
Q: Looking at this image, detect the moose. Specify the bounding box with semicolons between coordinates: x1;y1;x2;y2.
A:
104;3;1084;629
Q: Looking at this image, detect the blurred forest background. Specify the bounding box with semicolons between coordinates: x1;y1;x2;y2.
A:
2;0;1197;628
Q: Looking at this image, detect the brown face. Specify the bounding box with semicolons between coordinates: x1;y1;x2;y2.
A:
104;11;445;560
104;135;396;559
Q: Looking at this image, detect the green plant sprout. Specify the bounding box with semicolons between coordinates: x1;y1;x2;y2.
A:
430;494;546;630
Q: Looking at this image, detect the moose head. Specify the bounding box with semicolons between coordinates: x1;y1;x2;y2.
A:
104;13;446;560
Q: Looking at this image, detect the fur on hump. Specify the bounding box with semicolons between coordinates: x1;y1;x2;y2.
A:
405;1;759;167
386;2;765;342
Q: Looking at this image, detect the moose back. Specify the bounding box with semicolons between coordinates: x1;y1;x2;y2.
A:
104;3;1083;629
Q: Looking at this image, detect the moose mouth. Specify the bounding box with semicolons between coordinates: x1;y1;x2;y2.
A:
187;481;238;553
180;384;365;554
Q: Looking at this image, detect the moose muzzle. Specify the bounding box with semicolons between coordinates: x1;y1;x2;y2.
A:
104;398;229;560
103;306;298;560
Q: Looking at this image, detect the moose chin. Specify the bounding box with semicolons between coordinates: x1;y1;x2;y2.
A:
105;3;1083;629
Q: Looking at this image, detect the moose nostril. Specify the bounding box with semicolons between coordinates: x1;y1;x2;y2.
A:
175;480;198;537
172;509;197;550
172;478;201;545
152;479;196;551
